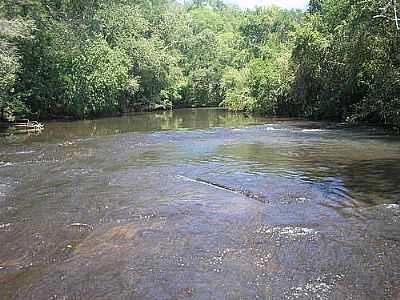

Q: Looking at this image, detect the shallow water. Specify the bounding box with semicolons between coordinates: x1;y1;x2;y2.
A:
1;108;400;299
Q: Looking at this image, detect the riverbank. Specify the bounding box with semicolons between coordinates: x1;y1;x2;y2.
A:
7;104;399;137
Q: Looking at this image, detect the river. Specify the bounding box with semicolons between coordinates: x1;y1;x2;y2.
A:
1;108;400;299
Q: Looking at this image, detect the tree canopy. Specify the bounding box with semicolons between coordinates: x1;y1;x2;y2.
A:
0;0;399;129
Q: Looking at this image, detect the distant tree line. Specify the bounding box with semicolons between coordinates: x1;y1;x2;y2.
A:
0;0;399;129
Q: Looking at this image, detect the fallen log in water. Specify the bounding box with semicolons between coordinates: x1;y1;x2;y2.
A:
177;175;268;203
70;223;94;230
8;119;44;134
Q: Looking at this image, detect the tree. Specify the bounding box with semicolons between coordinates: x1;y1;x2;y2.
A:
0;1;34;120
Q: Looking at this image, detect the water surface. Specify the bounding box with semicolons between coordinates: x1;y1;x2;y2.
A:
1;108;400;299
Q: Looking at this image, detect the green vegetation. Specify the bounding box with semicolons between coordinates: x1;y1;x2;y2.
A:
1;0;399;129
291;0;400;129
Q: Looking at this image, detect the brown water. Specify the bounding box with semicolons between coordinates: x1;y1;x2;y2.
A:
1;108;400;299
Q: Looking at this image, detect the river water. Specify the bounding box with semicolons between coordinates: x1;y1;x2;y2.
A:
1;108;400;299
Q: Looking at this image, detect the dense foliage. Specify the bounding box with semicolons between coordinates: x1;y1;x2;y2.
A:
291;0;400;128
1;0;399;128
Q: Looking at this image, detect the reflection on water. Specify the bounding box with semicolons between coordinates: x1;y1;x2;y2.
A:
0;108;400;299
0;108;264;145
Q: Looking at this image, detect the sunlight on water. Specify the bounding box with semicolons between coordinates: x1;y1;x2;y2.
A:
1;109;400;299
